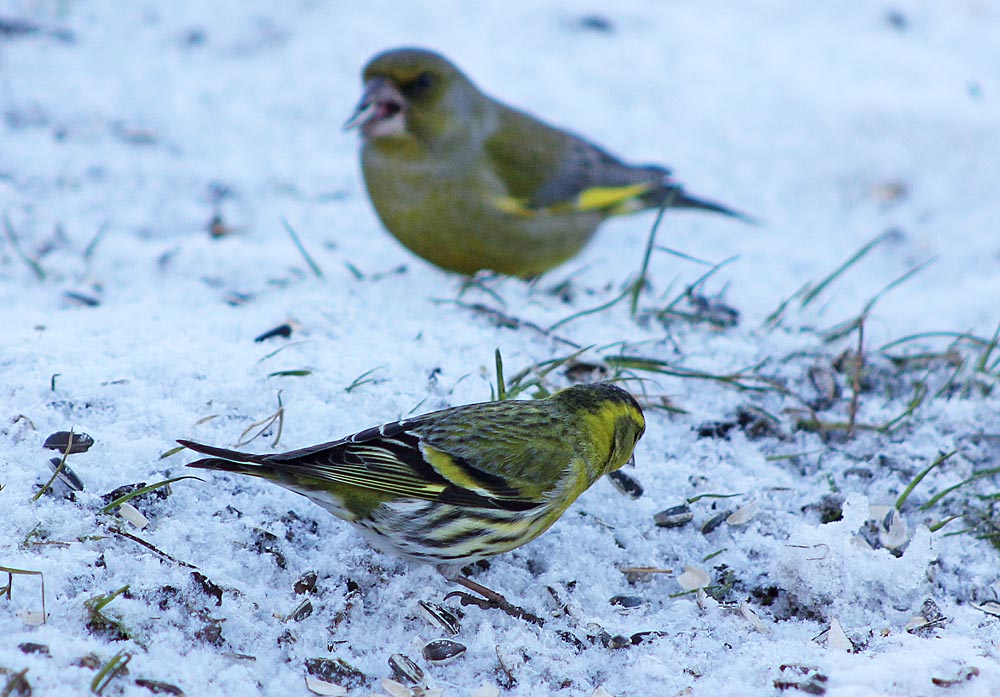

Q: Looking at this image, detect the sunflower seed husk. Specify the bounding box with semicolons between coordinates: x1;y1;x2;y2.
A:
972;601;1000;617
289;598;314;622
701;511;729;534
676;566;710;591
118;503;150;530
653;505;693;528
388;654;424;686
417;600;460;636
46;457;84;492
827;617;853;652
304;675;346;696
43;431;94;454
379;678;413;697
303;658;365;690
607;470;643;499
726;503;757;526
294;571;318;595
422;639;466;665
608;595;645;611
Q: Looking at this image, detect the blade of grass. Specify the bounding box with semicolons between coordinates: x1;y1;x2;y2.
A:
3;214;46;280
280;217;323;279
801;230;893;308
0;565;46;623
629;201;671;317
32;428;75;501
494;348;507;401
99;476;204;514
895;450;957;510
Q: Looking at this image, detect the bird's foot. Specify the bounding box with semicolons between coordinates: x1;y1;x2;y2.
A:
444;576;544;626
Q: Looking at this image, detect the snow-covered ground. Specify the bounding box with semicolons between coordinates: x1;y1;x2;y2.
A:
2;1;999;695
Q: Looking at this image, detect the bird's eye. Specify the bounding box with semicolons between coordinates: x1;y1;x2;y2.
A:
401;71;435;99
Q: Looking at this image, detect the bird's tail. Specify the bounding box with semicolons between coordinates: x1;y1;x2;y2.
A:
644;185;758;224
178;439;276;479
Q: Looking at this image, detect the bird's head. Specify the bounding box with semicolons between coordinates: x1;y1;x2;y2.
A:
554;383;646;479
345;47;483;147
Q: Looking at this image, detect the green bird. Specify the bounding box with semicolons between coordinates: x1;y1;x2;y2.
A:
345;47;750;278
180;382;645;622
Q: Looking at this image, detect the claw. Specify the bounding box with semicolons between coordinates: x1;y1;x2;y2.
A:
444;578;545;626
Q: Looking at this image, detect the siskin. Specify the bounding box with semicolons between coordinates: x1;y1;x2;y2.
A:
180;382;644;622
345;47;751;278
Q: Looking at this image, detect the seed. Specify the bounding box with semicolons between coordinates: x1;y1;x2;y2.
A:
701;511;729;534
388;653;424;685
608;595;645;610
422;639;466;665
607;470;643;499
417;600;460;636
653;504;693;528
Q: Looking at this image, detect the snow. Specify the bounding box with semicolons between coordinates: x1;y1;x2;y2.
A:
2;1;1000;695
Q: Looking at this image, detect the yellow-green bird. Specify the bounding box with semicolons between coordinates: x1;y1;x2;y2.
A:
179;382;644;621
345;47;750;278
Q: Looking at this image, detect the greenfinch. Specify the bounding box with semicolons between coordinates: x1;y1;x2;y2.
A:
180;382;644;621
345;47;749;278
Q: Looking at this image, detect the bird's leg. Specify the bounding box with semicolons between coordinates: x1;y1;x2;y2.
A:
444;576;544;626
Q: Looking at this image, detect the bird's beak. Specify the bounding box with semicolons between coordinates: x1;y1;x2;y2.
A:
343;77;407;138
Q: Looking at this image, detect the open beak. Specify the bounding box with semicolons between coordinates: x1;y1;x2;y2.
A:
343;77;407;138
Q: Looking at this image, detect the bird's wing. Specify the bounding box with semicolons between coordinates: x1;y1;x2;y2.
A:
262;418;547;512
483;105;670;215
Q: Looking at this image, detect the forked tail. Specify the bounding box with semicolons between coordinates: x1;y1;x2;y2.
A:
178;439;273;477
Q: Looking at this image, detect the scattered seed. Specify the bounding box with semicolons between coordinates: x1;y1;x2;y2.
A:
254;324;293;342
304;658;366;691
470;685;501;697
606;634;631;650
45;457;84;492
676;566;710;591
608;595;645;611
304;675;347;696
289;598;314;622
422;639;466;665
17;642;50;656
877;507;908;549
972;601;1000;617
629;631;668;645
43;431;94;454
417;600;460;636
379;678;413;697
654;504;693;528
701;511;730;534
591;686;614;697
388;653;424;686
294;571;318;595
118;503;149;530
726;503;758;526
135;678;185;695
740;602;769;633
607;470;643;499
826;617;853;652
